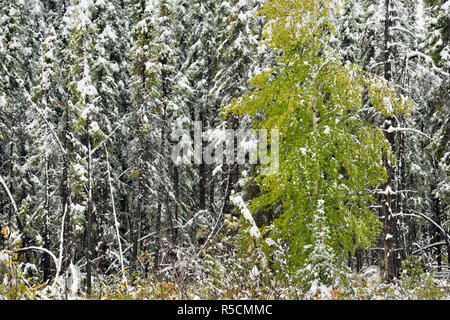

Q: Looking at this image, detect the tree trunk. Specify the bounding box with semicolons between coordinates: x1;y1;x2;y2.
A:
382;0;398;282
131;169;142;275
154;201;162;272
61;104;72;274
86;118;93;295
432;159;442;271
172;165;179;243
199;111;206;211
43;160;51;282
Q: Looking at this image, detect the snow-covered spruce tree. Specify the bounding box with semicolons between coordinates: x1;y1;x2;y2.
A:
421;0;450;270
128;0;155;274
60;0;128;293
297;200;336;290
20;0;129;288
0;0;37;248
425;0;450;71
336;0;444;280
181;0;221;215
214;0;266;107
157;0;208;252
226;0;411;285
382;0;447;277
168;1;201;248
335;0;366;65
128;0;191;274
28;25;66;282
87;0;131;275
62;0;99;294
212;0;267;217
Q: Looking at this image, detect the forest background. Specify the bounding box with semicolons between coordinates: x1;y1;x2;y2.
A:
0;0;449;300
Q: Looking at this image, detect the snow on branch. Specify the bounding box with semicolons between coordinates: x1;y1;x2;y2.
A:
17;246;59;275
383;126;431;140
231;195;261;239
392;211;450;242
33;104;67;155
0;174;22;229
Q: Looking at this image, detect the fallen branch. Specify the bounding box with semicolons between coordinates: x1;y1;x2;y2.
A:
17;246;59;276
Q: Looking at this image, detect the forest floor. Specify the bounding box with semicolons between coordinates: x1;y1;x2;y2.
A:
1;270;449;300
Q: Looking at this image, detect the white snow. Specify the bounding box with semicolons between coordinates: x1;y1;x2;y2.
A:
77;75;98;99
73;164;87;177
231;195;260;239
250;265;260;280
79;0;95;11
212;164;222;176
383;97;393;114
250;225;261;239
100;24;117;41
89;121;100;134
240;140;257;157
0;94;6;108
265;238;276;247
68;263;81;294
383;186;394;195
0;251;10;263
71;203;85;214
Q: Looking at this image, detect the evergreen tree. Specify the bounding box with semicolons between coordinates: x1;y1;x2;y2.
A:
337;0;445;280
28;25;64;282
0;0;36;242
213;0;267;216
128;0;193;272
421;0;450;270
181;0;220;214
297;200;336;288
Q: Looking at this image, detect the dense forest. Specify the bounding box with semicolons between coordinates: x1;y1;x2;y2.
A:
0;0;449;300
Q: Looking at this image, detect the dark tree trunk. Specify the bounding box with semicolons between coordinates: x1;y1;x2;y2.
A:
131;171;142;275
199;111;206;211
61;104;72;275
43;160;51;282
381;0;399;283
86;118;93;295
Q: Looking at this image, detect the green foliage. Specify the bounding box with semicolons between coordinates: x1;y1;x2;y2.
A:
401;256;425;283
0;227;40;300
226;0;412;281
0;0;448;301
